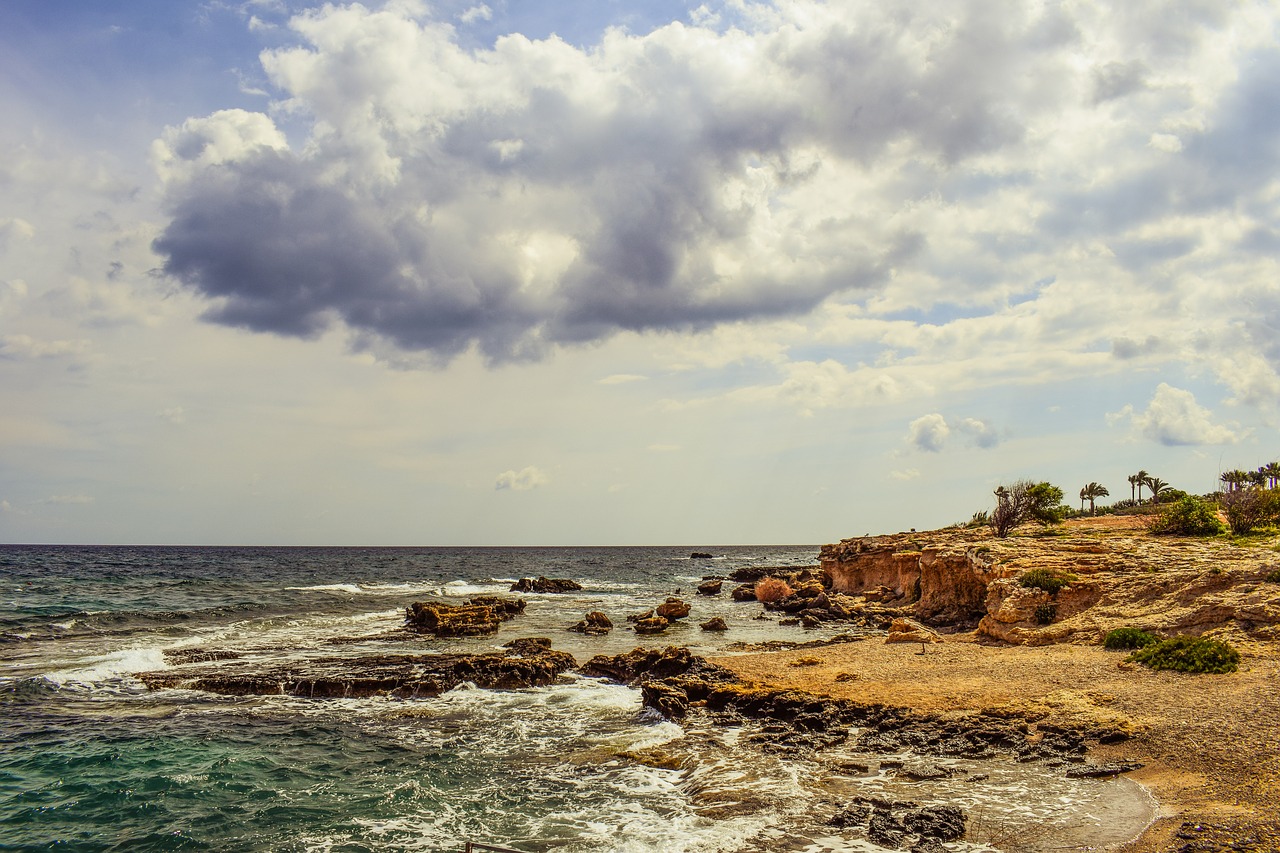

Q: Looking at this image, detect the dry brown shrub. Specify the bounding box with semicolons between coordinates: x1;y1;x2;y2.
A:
754;577;794;603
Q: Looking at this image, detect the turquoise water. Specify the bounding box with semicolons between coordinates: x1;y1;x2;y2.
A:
0;546;1152;852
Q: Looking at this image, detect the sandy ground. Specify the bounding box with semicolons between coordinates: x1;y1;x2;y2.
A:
712;634;1280;851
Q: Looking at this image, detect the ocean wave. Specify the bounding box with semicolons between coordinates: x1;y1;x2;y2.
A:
285;583;367;595
39;645;169;691
0;602;276;644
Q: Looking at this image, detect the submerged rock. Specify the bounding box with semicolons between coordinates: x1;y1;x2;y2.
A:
510;576;583;593
138;641;575;699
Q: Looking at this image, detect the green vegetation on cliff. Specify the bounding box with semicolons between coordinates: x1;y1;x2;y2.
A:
1128;635;1240;674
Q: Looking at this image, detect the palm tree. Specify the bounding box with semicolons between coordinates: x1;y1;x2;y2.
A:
1220;469;1250;492
1133;470;1149;503
1079;482;1109;515
1127;474;1138;502
1145;477;1169;502
1264;461;1280;489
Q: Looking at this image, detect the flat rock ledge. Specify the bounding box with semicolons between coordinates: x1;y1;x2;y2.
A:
139;637;575;699
581;646;1132;767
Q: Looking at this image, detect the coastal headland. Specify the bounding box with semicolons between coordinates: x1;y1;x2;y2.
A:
717;514;1280;852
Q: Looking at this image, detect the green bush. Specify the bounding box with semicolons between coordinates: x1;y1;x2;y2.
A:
1149;496;1227;536
1104;627;1158;650
1127;635;1240;674
1264;569;1280;583
1034;603;1057;624
1019;568;1076;594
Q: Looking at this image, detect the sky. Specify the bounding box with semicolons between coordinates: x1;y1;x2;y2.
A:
1;0;1277;546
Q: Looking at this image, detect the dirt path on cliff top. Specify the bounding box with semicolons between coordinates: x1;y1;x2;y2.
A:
712;635;1280;851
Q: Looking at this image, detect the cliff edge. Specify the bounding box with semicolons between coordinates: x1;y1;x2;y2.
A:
819;514;1280;647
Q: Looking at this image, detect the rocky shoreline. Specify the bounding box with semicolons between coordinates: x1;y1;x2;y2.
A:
139;514;1280;852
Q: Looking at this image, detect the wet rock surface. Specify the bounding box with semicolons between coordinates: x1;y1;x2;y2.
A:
696;579;723;595
509;576;583;593
585;646;1122;772
568;611;613;635
139;638;576;698
404;596;526;637
829;798;965;851
656;597;691;620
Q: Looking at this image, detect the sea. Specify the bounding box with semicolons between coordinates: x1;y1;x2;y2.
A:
0;545;1154;852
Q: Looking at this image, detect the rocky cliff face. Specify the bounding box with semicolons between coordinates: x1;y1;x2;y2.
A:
820;534;996;626
821;516;1280;645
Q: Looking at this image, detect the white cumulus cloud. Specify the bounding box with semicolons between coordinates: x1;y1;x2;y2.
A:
1110;383;1241;446
907;414;950;453
495;466;548;491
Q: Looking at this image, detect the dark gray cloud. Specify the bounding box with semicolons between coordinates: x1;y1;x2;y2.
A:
150;2;1275;366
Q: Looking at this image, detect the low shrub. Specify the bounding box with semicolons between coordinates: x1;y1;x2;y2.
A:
1264;569;1280;584
1034;603;1057;625
754;577;794;603
1149;496;1227;536
1221;488;1280;535
1019;568;1076;594
1127;635;1240;674
1104;627;1158;650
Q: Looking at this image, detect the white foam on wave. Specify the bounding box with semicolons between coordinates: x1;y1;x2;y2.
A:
440;580;506;596
286;583;366;594
42;645;169;689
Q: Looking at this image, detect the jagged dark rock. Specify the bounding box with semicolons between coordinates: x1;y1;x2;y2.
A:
164;648;243;665
510;576;583;593
700;617;728;632
828;801;871;828
568;611;613;635
867;811;906;848
903;805;966;841
404;597;526;637
731;584;757;601
690;552;714;559
138;642;575;698
697;579;723;595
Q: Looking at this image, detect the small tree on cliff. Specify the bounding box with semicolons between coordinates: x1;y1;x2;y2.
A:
990;480;1067;537
1079;482;1110;515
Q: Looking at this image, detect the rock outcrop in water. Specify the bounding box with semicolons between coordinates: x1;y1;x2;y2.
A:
510;576;583;593
568;611;612;635
404;596;525;637
141;637;575;698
